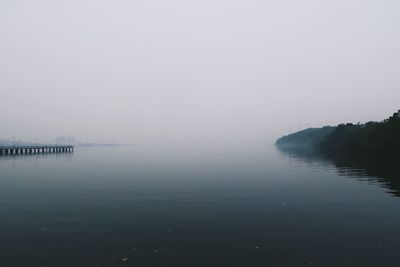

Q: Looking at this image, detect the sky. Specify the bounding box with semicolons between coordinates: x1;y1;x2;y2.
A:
1;0;399;145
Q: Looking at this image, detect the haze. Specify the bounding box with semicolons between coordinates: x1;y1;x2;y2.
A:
1;0;399;145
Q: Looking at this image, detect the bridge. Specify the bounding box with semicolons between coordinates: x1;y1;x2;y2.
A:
0;145;74;156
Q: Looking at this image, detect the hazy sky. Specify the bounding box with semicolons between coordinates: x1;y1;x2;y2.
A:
1;0;399;144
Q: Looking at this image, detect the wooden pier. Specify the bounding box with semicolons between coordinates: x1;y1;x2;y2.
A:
0;145;74;156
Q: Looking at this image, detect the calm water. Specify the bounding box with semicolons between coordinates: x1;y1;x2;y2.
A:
0;144;399;267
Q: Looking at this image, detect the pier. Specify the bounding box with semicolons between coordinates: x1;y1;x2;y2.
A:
0;145;74;156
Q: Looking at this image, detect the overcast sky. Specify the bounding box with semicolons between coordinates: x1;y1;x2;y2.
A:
1;0;399;144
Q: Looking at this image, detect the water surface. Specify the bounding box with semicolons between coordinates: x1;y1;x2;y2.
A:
0;144;399;266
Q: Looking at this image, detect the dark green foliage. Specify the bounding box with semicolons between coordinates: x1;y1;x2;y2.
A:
276;111;400;193
275;127;334;149
276;111;400;159
319;113;400;158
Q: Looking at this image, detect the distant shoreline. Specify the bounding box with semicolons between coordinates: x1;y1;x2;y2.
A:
276;110;400;160
78;143;138;147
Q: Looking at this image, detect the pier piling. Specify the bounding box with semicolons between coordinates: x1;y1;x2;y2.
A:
0;145;74;157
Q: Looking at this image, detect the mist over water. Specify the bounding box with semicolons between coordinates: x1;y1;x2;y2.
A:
1;0;400;266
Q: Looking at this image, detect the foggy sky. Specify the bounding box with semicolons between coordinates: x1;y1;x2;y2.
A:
1;0;399;145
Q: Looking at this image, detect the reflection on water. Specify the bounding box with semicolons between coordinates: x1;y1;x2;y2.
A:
1;145;400;267
277;145;400;197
